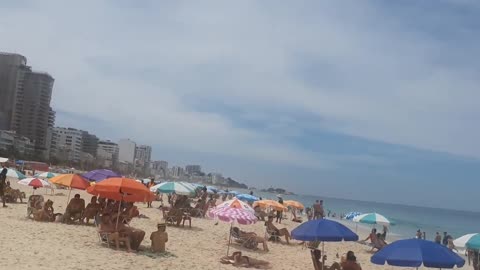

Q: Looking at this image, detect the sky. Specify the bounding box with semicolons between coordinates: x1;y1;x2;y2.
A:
1;0;479;211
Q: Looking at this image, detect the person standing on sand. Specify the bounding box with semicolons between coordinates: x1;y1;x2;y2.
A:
442;232;450;246
313;200;324;219
435;232;442;244
276;195;284;223
0;165;8;207
147;178;155;208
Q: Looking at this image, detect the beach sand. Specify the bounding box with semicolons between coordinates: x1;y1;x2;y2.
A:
0;180;430;270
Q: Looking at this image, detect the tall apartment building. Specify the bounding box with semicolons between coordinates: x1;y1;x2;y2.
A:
118;139;136;164
50;127;83;162
0;53;54;157
96;140;119;168
171;166;185;178
151;160;168;176
82;131;98;157
185;165;202;175
0;53;27;130
135;144;152;168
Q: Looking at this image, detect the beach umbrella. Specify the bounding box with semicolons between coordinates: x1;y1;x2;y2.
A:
5;168;26;179
345;211;362;220
371;238;465;269
292;218;359;242
208;204;257;256
34;172;58;179
152;181;196;196
18;178;50;194
49;174;91;201
87;177;155;228
454;233;480;250
82;169;121;182
235;193;259;203
283;200;304;210
353;212;392;226
216;198;255;213
253;199;287;211
292;219;359;270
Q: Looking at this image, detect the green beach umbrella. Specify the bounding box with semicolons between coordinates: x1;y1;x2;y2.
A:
6;168;26;179
353;212;392;226
150;181;196;196
35;172;58;179
454;233;480;250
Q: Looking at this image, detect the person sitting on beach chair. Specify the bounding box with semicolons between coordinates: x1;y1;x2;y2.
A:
265;215;291;244
99;213;133;252
220;251;271;269
311;249;341;270
27;195;45;218
32;199;56;222
64;194;85;224
83;196;101;224
231;227;269;251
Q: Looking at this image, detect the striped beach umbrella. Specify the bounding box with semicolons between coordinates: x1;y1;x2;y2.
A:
151;181;196;196
5;168;26;179
18;177;51;188
208;206;257;225
216;198;255;213
35;172;58;179
454;233;480;250
353;212;391;226
345;211;362;220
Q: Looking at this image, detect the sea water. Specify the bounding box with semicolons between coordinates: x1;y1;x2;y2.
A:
246;190;480;240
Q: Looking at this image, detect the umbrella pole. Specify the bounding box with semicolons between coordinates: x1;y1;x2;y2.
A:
227;223;232;256
115;195;124;230
67;188;72;203
322;242;325;270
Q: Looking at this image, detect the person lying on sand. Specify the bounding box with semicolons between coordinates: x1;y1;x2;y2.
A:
232;227;269;251
64;194;85;224
265;215;291;244
311;249;341;270
220;251;271;269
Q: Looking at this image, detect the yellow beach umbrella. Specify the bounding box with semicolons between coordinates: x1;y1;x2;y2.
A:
253;200;287;211
283;200;304;210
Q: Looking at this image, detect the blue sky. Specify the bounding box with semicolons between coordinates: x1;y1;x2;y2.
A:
1;0;479;211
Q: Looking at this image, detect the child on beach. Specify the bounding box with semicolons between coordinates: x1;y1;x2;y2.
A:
150;223;168;253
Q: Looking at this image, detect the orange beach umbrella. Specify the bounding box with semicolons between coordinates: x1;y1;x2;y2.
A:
49;174;91;201
49;174;90;190
253;200;287;211
283;200;304;210
86;177;155;202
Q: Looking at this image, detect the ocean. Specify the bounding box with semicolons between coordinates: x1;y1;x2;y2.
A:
245;190;479;241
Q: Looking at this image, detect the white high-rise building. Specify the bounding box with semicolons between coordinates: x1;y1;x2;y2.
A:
135;144;152;168
96;140;119;167
118;139;136;164
50;127;83;162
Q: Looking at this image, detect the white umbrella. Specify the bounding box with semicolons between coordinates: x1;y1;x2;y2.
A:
353;212;392;226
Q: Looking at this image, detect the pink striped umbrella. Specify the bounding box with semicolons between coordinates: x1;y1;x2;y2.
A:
208;205;257;256
215;198;255;213
208;206;257;225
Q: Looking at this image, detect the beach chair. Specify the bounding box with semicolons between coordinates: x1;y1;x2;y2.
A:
94;214;129;249
230;227;258;249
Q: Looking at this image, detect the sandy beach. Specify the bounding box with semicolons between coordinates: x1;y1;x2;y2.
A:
0;180;433;270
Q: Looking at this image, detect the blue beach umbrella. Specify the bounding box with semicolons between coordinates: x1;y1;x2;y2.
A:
292;219;359;270
371;239;465;269
235;194;259;203
292;219;359;242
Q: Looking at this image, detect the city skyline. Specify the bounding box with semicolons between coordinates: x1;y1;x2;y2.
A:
1;1;479;211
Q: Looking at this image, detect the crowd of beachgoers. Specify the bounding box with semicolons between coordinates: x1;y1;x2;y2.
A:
0;167;476;270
